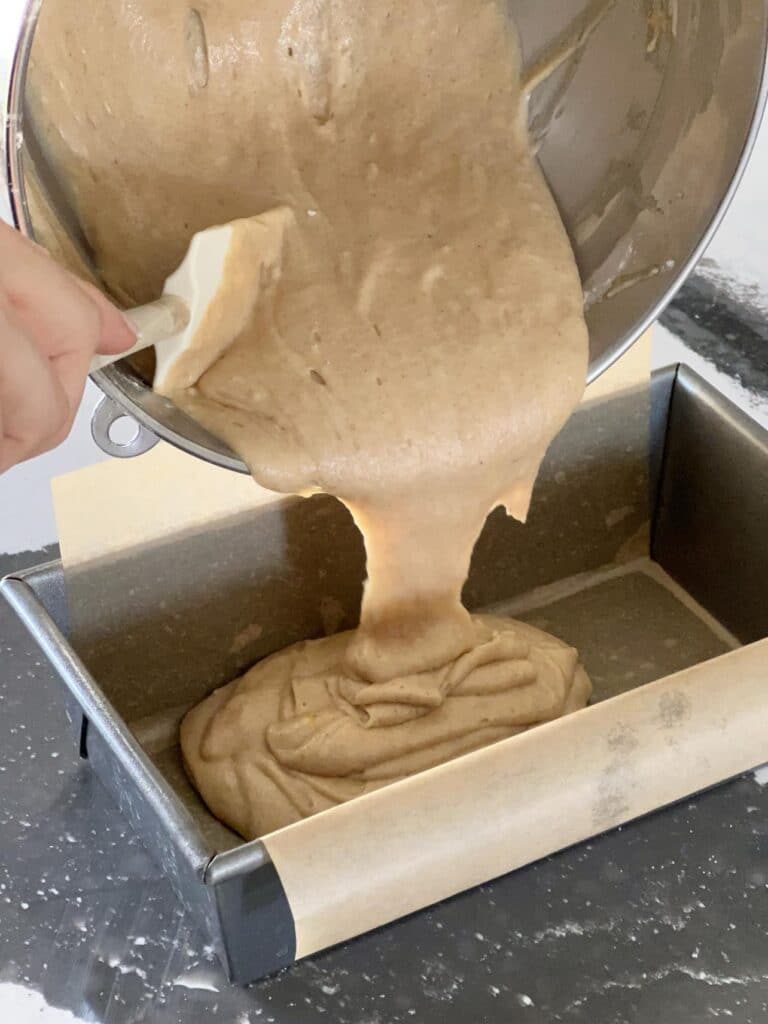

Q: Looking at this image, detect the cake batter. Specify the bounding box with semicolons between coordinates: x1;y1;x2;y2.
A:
30;0;592;838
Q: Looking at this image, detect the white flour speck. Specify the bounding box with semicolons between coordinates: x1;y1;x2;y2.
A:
173;967;220;993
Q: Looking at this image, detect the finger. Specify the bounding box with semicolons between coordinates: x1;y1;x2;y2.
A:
0;224;134;361
0;308;70;472
72;277;137;355
50;347;91;433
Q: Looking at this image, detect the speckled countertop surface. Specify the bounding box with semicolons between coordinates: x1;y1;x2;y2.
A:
1;289;768;1024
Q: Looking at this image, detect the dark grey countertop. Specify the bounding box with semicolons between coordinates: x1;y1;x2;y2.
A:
661;278;768;404
2;292;768;1024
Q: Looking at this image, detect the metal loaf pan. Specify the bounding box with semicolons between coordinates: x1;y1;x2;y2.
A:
3;366;767;984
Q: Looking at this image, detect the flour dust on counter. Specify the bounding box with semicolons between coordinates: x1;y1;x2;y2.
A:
30;0;591;838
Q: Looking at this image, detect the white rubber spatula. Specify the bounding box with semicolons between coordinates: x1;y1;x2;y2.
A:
90;208;292;389
90;221;243;388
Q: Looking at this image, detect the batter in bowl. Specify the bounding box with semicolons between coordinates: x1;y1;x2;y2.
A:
30;0;592;838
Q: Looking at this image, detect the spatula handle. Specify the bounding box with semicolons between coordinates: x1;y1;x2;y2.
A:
90;295;190;373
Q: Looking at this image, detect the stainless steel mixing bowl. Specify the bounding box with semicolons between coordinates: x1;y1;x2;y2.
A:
1;0;767;471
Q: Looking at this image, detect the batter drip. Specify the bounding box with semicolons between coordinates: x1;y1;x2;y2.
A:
30;0;592;838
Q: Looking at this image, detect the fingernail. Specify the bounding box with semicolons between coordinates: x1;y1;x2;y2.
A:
119;310;138;340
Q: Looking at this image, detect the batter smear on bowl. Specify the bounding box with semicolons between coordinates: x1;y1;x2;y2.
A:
32;0;592;838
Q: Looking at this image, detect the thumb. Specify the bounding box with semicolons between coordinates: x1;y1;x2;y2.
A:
75;278;137;356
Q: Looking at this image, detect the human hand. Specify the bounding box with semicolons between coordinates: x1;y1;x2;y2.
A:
0;221;135;472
